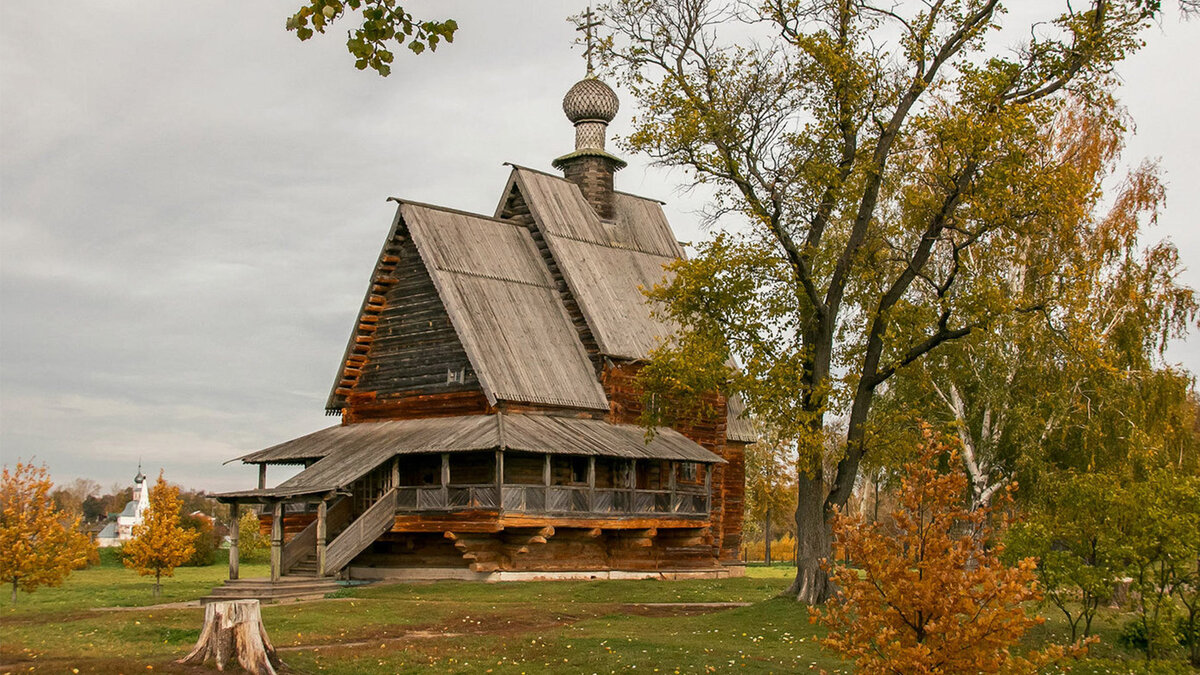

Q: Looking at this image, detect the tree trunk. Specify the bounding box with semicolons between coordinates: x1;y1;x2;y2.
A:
10;578;16;604
154;570;161;599
179;599;282;675
764;504;772;566
788;472;833;604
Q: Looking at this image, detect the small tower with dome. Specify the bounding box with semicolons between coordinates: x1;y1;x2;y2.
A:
552;9;627;219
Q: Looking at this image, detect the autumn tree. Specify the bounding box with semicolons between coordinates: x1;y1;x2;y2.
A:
123;471;197;597
872;97;1198;510
811;430;1085;673
237;509;270;564
0;462;94;603
743;431;798;563
597;0;1178;602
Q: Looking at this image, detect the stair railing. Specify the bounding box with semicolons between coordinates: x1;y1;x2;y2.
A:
324;488;398;574
280;496;352;576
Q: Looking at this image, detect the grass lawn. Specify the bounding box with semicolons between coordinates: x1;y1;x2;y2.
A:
0;561;1188;673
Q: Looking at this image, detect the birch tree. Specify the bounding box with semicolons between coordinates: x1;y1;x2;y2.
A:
601;0;1171;603
874;100;1198;509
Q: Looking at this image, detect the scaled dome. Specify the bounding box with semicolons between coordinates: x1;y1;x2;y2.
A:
562;77;619;123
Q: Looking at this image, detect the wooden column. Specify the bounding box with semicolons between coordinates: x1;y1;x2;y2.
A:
258;465;267;490
315;499;327;577
542;454;551;512
391;456;399;491
704;464;712;515
269;502;283;581
441;453;450;507
587;456;596;512
228;503;240;581
630;459;637;489
668;462;677;513
495;450;504;510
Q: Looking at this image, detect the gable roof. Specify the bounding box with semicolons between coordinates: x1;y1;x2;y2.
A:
403;202;609;411
503;167;682;361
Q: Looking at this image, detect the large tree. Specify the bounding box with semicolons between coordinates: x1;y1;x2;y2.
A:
873;101;1198;509
599;0;1168;602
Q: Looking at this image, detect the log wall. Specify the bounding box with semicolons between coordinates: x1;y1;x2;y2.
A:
601;361;744;561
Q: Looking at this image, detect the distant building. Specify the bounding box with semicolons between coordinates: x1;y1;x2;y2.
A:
95;465;149;547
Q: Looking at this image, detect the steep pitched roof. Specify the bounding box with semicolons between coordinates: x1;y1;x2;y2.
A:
502;167;683;361
404;202;609;410
326;200;609;413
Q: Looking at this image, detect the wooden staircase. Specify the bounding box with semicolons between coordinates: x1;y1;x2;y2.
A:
201;577;348;604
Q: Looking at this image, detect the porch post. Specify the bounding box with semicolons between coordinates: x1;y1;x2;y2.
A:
587;456;596;512
269;502;283;581
441;453;450;507
391;456;399;491
228;502;240;581
316;499;327;577
542;454;551;486
668;462;677;513
704;464;712;515
495;450;504;510
258;464;267;490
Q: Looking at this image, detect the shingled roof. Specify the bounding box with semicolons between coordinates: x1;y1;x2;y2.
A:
325;200;608;413
219;414;723;500
501;166;682;361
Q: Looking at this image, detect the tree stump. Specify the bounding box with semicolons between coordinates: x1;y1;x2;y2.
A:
178;600;282;674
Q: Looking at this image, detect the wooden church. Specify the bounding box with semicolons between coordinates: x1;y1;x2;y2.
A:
214;70;750;587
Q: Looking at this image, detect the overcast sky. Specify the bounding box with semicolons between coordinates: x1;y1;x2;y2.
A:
2;2;1197;493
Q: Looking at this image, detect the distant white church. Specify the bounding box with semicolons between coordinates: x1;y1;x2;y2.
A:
95;465;149;547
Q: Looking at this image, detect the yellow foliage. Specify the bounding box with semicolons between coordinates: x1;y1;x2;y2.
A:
810;428;1092;673
0;462;95;602
122;471;196;594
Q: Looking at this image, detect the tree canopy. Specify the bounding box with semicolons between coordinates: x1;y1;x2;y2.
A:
0;462;94;603
122;472;196;597
598;0;1179;602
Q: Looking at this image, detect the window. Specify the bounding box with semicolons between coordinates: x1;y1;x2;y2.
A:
446;367;467;384
571;457;588;484
680;462;698;481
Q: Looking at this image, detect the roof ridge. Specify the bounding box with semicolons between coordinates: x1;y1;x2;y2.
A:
388;197;529;229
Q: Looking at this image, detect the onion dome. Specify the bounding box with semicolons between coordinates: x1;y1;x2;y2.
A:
134;462;145;484
562;76;619;124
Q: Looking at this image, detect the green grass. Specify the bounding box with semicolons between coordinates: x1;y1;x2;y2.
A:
0;560;1191;673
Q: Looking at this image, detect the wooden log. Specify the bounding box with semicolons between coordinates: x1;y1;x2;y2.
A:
178;600;281;675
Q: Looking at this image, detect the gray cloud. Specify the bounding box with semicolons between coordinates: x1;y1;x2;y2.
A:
2;1;1196;492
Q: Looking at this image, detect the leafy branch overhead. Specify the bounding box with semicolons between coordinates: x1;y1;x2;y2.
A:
286;0;458;76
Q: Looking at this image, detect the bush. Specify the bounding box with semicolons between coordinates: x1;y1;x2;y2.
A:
180;514;217;566
1120;615;1181;657
237;510;269;563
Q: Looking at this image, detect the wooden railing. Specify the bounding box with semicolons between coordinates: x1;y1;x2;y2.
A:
324;488;398;573
280;497;352;575
395;485;708;516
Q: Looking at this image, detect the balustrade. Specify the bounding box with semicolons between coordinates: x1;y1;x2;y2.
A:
394;484;708;516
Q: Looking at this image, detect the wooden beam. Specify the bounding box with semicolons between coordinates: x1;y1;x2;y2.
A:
587;456;596;512
316;499;327;577
441;452;450;506
258;464;267;490
668;462;677;513
228;503;240;581
269;502;283;582
542;454;551;487
495;450;504;512
704;464;712;515
391;456;399;491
